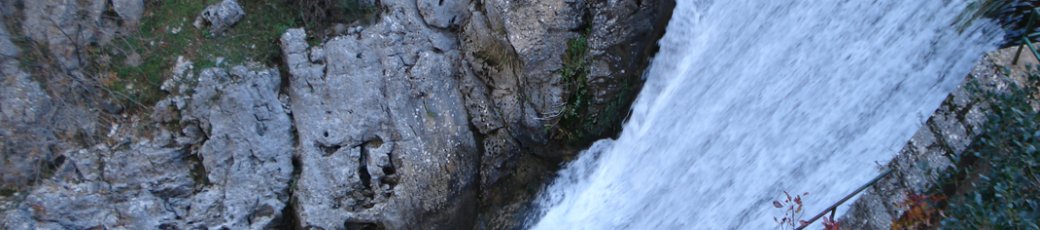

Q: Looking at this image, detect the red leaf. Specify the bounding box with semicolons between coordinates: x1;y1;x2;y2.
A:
773;201;783;208
823;218;841;230
795;196;802;205
799;220;810;226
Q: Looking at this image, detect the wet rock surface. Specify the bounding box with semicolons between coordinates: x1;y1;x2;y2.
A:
461;0;674;228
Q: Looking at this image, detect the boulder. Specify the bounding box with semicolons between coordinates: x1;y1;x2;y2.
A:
194;0;245;34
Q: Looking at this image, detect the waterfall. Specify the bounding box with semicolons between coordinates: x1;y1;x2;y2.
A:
532;1;1002;229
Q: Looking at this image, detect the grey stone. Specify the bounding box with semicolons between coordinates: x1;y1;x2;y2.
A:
2;65;295;229
194;0;245;34
19;0;114;69
2;146;195;229
280;1;479;226
111;0;144;25
418;0;472;29
180;65;295;229
931;108;971;154
0;22;17;58
841;190;894;230
0;17;59;191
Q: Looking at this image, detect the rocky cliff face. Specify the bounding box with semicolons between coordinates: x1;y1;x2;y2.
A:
0;0;674;229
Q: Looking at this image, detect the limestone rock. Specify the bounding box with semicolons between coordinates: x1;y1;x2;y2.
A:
2;65;295;229
194;0;245;34
179;65;295;229
0;17;60;192
1;0;677;229
280;2;479;224
418;0;472;29
2;145;196;229
111;0;144;26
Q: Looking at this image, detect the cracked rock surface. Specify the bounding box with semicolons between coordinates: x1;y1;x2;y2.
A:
279;1;479;225
1;0;675;228
3;65;294;229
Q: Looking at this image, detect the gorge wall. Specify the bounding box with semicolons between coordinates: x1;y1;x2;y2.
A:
0;0;674;229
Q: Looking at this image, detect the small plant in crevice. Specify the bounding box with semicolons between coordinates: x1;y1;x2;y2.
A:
550;35;591;145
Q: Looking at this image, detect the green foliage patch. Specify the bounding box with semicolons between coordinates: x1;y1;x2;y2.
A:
938;69;1040;229
94;0;302;110
551;35;592;144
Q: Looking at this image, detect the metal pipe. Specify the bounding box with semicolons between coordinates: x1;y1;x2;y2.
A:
794;169;894;230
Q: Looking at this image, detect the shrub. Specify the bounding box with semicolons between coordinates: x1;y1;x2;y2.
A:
938;69;1040;229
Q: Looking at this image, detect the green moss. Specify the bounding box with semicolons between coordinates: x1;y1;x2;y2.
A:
96;0;304;110
552;35;592;144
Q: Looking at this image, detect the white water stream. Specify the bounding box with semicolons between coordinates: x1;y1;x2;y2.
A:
532;1;1002;229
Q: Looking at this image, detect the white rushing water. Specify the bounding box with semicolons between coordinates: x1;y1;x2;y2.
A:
532;1;1003;229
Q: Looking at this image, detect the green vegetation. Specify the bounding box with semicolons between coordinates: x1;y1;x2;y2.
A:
92;0;302;110
551;35;592;144
937;70;1040;229
895;68;1040;229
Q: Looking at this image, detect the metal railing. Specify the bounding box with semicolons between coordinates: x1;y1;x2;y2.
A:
793;169;894;230
1013;8;1040;65
795;6;1039;229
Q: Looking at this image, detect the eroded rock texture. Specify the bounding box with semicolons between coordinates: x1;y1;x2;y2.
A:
0;0;148;191
280;10;478;227
3;65;294;229
1;0;675;229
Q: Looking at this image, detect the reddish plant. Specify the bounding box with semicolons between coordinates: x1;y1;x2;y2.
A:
822;215;840;230
774;191;809;230
892;192;946;229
